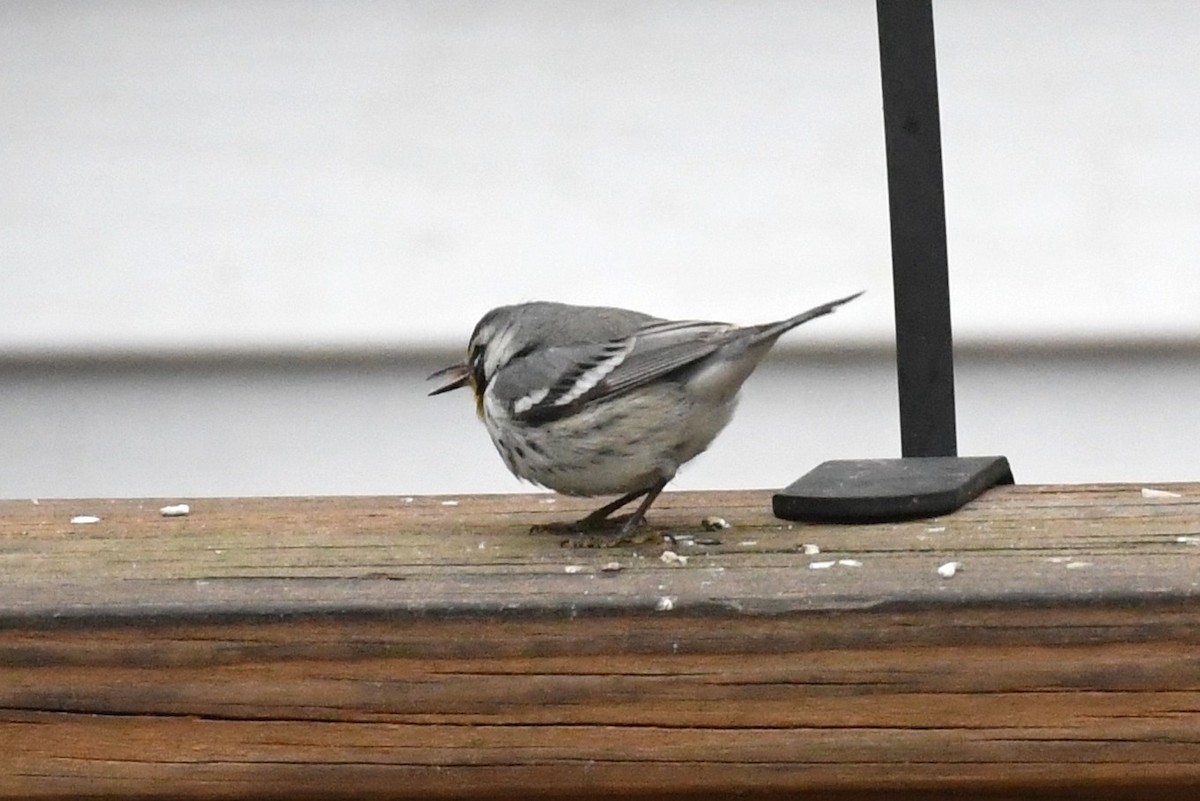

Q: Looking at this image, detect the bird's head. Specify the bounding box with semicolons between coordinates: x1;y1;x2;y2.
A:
427;307;524;419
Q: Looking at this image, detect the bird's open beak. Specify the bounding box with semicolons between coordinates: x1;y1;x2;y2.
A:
427;363;472;396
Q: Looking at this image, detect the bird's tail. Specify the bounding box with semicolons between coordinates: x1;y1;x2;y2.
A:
750;290;864;344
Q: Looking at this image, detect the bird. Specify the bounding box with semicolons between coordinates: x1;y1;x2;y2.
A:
428;291;862;535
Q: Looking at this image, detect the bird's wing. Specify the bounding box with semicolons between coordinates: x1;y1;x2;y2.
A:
489;319;737;424
587;319;738;399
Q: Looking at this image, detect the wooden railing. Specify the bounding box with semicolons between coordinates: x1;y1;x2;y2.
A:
3;485;1199;799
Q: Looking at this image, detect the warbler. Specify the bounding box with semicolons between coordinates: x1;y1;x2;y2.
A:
429;291;861;533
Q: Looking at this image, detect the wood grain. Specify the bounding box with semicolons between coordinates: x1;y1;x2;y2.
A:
1;485;1199;799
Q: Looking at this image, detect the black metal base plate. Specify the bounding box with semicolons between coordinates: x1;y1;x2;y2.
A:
773;456;1014;524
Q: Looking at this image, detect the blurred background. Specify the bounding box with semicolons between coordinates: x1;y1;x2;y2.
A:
2;0;1197;499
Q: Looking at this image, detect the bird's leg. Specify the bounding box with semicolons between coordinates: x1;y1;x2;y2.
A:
617;479;668;534
575;487;652;529
529;487;649;535
532;481;669;543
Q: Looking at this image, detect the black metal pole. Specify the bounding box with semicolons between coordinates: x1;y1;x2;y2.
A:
877;0;957;457
773;1;1014;523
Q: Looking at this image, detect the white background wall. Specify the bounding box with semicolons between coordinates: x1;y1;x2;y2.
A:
1;1;1198;499
3;0;1198;356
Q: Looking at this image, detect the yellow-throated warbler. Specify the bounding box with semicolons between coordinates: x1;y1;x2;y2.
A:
429;291;861;533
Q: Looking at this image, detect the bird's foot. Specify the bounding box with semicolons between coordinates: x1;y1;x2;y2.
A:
558;526;663;549
530;510;635;534
530;514;660;547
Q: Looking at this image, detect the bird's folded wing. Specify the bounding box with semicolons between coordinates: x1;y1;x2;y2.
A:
590;322;737;398
492;320;738;424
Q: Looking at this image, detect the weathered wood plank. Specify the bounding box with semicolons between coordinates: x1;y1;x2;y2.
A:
1;485;1199;799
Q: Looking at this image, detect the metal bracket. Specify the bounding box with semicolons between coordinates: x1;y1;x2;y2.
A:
773;456;1014;524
